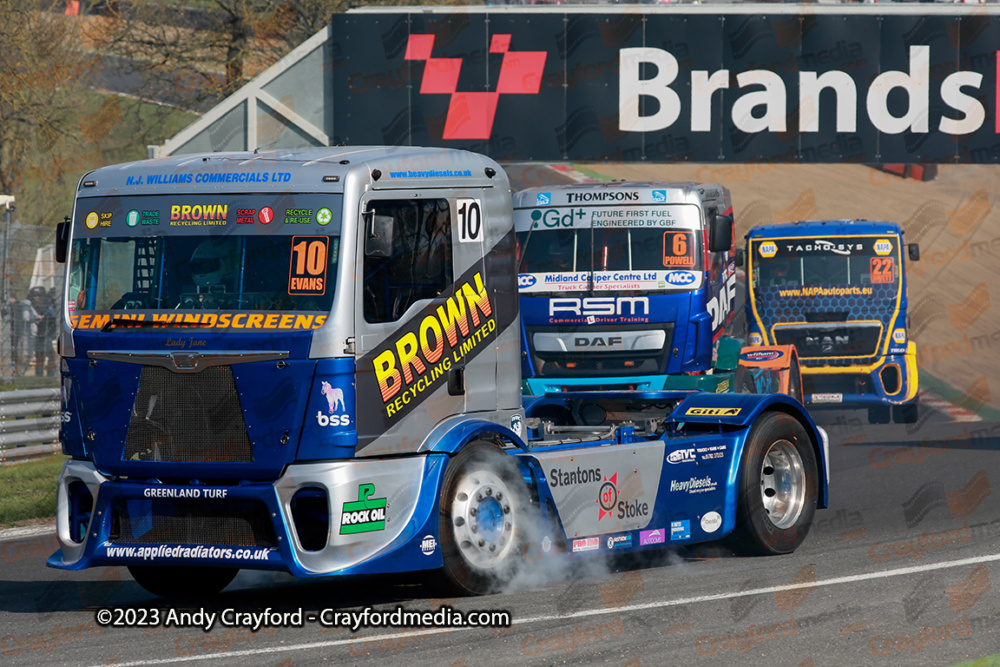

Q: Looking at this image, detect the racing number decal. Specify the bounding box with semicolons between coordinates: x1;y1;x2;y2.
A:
457;198;482;243
870;257;895;284
289;236;329;295
663;230;696;268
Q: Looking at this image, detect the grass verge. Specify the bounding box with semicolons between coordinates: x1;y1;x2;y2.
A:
0;454;66;530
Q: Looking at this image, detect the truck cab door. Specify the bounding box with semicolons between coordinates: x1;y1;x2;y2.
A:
352;192;497;456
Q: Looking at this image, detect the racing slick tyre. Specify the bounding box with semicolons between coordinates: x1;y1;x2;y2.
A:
868;405;891;425
127;565;239;598
729;412;818;556
733;366;756;394
439;442;531;595
892;398;919;424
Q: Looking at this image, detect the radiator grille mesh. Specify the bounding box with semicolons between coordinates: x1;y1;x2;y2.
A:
124;366;253;463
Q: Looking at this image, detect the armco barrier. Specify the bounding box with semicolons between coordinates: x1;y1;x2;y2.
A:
0;388;61;465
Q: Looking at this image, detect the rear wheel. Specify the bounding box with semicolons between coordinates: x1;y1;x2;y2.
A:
127;566;238;598
439;443;531;595
893;399;919;424
730;412;818;556
868;405;891;425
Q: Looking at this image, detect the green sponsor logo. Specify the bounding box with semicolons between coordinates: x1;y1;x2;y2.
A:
340;483;387;534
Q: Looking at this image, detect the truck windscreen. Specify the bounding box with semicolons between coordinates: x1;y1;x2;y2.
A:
68;194;341;330
751;236;900;298
514;204;703;293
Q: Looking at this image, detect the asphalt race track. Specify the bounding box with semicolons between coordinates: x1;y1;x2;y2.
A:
1;401;997;666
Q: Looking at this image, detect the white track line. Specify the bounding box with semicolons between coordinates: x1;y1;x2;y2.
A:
919;391;983;422
95;551;1000;667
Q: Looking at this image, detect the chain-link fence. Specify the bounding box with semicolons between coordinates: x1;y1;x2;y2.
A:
0;209;65;388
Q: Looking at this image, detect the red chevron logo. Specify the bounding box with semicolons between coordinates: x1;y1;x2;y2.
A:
405;34;547;140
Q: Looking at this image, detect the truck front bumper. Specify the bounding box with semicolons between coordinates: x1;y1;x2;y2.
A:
803;345;918;408
47;455;448;577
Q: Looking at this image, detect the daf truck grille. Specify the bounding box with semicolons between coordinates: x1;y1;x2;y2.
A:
773;323;882;359
123;366;253;463
110;498;277;547
527;324;674;377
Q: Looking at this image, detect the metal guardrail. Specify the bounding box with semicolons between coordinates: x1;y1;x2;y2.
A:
0;388;62;465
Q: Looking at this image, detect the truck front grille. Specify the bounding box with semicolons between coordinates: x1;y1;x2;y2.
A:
110;498;276;547
123;366;253;463
774;323;882;359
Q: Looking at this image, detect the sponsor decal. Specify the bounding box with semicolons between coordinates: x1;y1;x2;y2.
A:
670;520;691;540
875;239;893;256
340;484;387;535
701;511;722;533
640;528;665;546
371;271;495;417
715;378;731;393
607;534;632;550
236;208;257;224
670;476;717;494
316;380;350;426
169;204;227;226
597;473;619;521
420;534;437;555
550;466;602;487
536;192;551;206
696;444;726;461
596;472;650;521
782;240;863;255
573;537;600;552
666;271;697;286
749;333;763;346
316;207;333;225
740;349;782;362
404;33;546;140
98;212;112;227
686;407;741;416
139;210;159;226
126;210;139;227
811;393;843;404
284;208;313;224
652;190;667;203
541;535;552;553
510;414;522;437
258;206;275;224
758;242;777;258
549;296;649;319
518;274;536;288
893;329;907;344
141;487;228;499
667;448;696;465
708;272;738;331
568;191;639;203
71;311;327;331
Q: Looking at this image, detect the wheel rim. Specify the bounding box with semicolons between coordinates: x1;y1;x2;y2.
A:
759;439;806;529
450;468;518;570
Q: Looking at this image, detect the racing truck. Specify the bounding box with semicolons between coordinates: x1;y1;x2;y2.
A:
514;183;802;401
742;220;920;424
48;148;828;598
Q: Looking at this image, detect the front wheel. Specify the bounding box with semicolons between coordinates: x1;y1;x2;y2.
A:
127;565;238;598
439;443;531;595
730;412;818;556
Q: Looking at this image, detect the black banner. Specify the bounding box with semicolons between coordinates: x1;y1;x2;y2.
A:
330;9;1000;163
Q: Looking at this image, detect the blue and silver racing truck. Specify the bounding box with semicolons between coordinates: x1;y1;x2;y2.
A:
48;148;828;597
514;183;803;401
743;220;920;424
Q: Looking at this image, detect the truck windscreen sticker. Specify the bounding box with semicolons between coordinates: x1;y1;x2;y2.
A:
288;236;329;295
869;257;895;284
662;231;696;268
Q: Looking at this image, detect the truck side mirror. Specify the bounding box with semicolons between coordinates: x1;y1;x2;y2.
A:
709;213;733;253
365;213;394;258
55;217;70;263
908;243;920;261
735;248;745;268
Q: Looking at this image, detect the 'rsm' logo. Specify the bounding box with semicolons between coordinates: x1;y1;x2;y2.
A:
549;297;650;317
